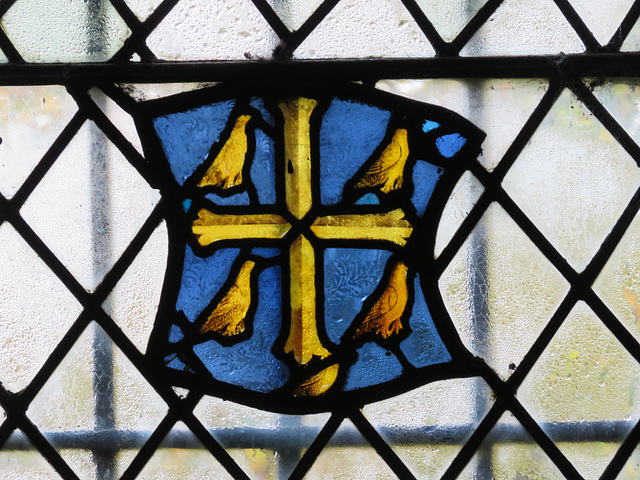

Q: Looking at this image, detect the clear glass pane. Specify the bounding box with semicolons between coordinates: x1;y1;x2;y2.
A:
0;222;82;392
294;0;435;58
362;377;494;479
1;0;131;62
304;419;398;480
117;83;219;102
622;17;640;51
460;0;584;56
517;302;640;480
123;0;164;22
590;79;640;149
503;88;640;272
20;121;160;292
440;203;570;379
146;0;279;61
88;88;144;155
0;85;78;199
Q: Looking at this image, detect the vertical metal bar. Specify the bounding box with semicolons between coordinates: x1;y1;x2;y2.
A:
87;2;117;478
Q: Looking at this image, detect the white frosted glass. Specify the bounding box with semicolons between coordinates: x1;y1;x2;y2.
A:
435;171;484;257
416;0;489;42
622;16;640;51
124;0;164;21
0;223;82;392
0;439;65;480
103;222;168;354
20;121;160;292
569;0;633;45
1;0;130;62
88;88;143;155
304;419;398;480
503;88;640;272
118;83;218;102
457;412;565;480
295;0;435;58
363;378;493;480
377;78;549;171
146;0;279;61
440;203;570;379
517;302;640;480
460;0;584;56
593;209;640;343
0;85;78;199
265;0;325;31
194;396;330;480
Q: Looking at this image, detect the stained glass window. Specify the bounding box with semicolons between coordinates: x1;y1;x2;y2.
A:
2;1;640;479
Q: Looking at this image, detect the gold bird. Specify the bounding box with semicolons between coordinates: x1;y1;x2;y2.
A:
200;260;256;336
353;128;410;194
353;261;409;340
198;114;251;189
292;364;339;397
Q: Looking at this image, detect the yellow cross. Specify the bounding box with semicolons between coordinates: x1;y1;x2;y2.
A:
191;98;413;367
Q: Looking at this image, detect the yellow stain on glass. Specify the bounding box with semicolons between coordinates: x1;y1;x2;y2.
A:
286;235;331;365
200;260;256;336
293;364;340;397
279;98;317;220
354;262;409;339
192;210;290;245
198;114;251;189
311;208;413;246
354;128;409;193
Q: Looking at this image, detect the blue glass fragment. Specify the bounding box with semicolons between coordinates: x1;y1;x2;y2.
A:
250;97;275;126
193;266;289;392
344;343;403;390
250;129;277;204
436;133;467;158
154;101;235;185
176;247;240;322
411;161;443;216
251;247;280;258
166;355;189;372
324;248;392;343
354;193;380;205
422;120;440;133
168;325;184;343
182;199;192;212
320;99;391;205
400;275;451;367
205;191;250;206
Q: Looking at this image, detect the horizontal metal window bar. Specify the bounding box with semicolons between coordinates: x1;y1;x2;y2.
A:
1;420;632;451
0;53;639;84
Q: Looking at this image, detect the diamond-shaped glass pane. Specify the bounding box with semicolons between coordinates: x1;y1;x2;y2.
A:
265;0;325;31
517;302;640;479
0;431;65;479
457;411;565;479
591;79;640;149
294;0;435;58
440;203;570;379
0;222;82;392
146;0;279;61
304;418;399;479
27;322;168;479
377;78;549;171
88;88;143;155
1;0;131;62
0;85;78;199
194;396;330;480
503;88;640;272
363;377;493;480
123;0;164;22
460;0;584;56
20;120;160;292
568;0;634;45
416;0;489;43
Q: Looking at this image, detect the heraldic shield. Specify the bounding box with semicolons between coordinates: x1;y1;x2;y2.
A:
143;82;486;413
